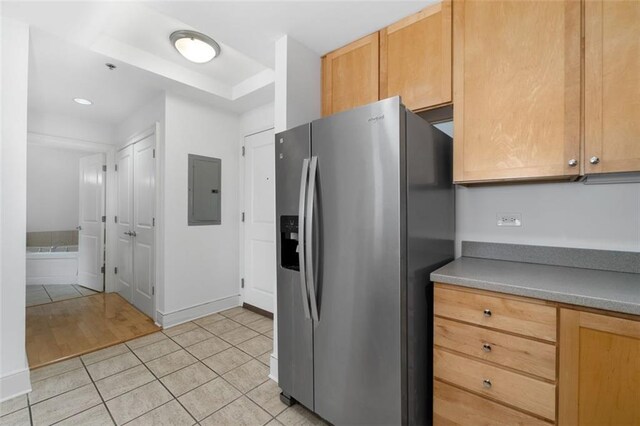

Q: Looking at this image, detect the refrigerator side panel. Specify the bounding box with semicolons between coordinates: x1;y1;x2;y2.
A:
275;124;314;410
405;111;454;425
311;98;403;425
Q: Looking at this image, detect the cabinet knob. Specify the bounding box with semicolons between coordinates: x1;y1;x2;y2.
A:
568;159;578;167
483;309;492;317
483;379;492;389
482;343;492;353
590;156;600;165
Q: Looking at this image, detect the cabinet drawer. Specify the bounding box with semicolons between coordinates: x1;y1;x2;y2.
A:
435;317;556;381
434;380;549;426
434;348;556;420
434;285;557;342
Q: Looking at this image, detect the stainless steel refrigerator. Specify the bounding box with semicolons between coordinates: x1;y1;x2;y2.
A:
276;97;454;425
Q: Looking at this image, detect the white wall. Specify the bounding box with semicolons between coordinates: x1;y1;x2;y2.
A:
241;102;274;136
0;16;32;401
116;94;166;145
27;146;86;232
160;94;241;322
28;110;114;144
456;181;640;256
274;36;321;133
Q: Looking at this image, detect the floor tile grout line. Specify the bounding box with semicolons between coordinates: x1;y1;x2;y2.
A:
127;345;200;425
81;345;133;368
77;356;118;426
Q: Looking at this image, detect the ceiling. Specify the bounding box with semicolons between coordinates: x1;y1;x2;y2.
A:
3;1;431;125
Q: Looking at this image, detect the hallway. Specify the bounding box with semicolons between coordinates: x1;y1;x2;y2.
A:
26;293;160;369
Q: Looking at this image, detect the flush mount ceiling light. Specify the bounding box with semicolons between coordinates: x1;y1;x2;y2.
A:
73;98;93;106
170;30;221;64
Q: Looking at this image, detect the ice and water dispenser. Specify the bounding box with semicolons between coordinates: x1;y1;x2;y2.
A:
280;216;299;271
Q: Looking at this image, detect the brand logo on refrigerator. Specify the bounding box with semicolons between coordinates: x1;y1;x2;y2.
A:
368;114;385;123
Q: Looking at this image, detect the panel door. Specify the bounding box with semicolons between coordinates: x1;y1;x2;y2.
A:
311;98;402;425
322;32;379;117
132;135;155;319
116;146;134;302
584;0;640;174
243;129;276;312
77;153;105;291
559;309;640;425
453;0;581;183
380;0;452;111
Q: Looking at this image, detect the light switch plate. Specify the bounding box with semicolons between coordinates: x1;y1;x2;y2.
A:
497;213;522;227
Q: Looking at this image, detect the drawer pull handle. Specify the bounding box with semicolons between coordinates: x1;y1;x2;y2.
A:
482;343;492;352
483;379;492;389
483;309;492;317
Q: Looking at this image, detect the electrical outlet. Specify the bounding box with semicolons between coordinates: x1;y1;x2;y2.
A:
497;213;522;227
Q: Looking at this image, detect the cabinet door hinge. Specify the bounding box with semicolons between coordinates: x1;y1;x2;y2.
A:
101;215;106;223
115;164;118;172
242;146;245;157
152;286;155;295
114;267;118;274
241;212;245;222
241;278;245;289
153;149;156;158
102;165;107;172
115;216;118;223
152;217;155;227
101;265;105;274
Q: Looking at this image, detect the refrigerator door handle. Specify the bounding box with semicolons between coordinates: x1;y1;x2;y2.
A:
305;156;320;322
298;158;312;320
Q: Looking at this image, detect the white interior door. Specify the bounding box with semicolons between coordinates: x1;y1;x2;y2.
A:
116;146;134;302
132;135;155;318
78;153;105;291
243;129;276;312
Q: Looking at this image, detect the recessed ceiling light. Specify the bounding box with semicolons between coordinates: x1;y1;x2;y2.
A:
73;98;93;106
170;30;221;64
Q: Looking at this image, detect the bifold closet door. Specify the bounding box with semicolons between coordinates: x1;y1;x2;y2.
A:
115;134;155;319
132;135;155;318
116;146;134;303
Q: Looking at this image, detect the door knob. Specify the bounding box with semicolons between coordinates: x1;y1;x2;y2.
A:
76;226;82;231
590;156;600;165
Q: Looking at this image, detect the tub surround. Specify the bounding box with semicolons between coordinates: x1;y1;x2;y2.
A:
431;241;640;315
26;230;78;247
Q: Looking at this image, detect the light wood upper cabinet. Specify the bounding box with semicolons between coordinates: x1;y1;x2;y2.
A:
453;0;582;183
559;308;640;425
584;0;640;174
321;33;379;117
380;1;452;112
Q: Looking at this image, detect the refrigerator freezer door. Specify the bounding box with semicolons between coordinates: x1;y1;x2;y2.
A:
311;98;404;424
276;124;314;410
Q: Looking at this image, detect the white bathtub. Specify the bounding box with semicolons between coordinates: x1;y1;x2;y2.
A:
26;246;78;285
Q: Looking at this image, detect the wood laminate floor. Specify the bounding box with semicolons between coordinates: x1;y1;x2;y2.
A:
26;293;160;369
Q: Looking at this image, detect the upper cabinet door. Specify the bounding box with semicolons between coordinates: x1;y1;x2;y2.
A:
380;1;452;112
322;33;379;117
584;0;640;174
453;0;581;183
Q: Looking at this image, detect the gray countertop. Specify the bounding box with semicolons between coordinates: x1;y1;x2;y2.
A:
431;256;640;315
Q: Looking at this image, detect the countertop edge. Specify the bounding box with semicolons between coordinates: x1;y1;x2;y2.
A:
431;273;640;316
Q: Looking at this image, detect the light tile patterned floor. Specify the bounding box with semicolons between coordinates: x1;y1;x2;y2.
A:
26;285;99;306
1;307;327;426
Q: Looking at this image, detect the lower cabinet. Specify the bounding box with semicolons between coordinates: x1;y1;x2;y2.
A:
558;309;640;425
433;283;640;425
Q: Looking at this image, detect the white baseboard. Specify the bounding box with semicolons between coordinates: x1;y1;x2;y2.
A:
156;295;241;328
0;367;31;403
269;353;278;383
26;276;78;285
